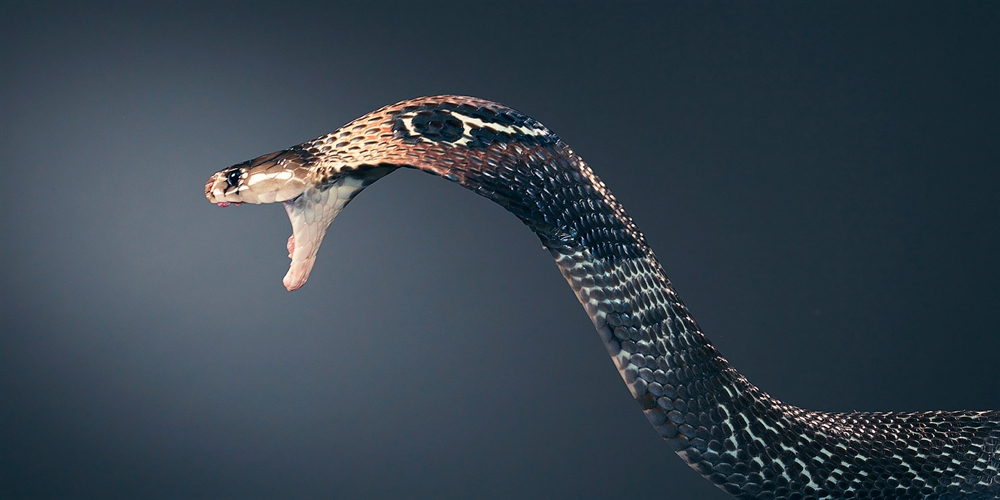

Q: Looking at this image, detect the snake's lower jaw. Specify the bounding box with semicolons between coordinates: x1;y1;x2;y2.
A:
283;247;312;291
278;168;398;292
281;191;338;292
282;233;317;291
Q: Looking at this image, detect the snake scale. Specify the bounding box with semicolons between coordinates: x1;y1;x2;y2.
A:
205;96;999;499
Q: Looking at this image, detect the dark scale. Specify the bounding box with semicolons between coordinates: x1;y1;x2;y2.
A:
392;103;560;151
406;109;465;142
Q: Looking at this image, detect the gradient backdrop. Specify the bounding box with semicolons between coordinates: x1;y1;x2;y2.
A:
1;2;997;499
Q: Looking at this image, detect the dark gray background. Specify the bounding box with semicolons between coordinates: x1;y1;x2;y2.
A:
1;1;997;499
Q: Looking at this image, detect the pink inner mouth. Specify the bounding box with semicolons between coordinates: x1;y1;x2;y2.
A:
216;202;242;207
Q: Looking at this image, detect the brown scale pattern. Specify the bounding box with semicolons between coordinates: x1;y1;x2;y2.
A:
209;96;999;499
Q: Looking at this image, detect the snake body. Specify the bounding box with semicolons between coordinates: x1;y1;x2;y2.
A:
205;96;999;499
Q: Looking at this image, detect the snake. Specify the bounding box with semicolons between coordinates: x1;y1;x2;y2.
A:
205;95;999;499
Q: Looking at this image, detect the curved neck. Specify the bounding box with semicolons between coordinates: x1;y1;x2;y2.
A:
402;140;730;441
388;132;997;498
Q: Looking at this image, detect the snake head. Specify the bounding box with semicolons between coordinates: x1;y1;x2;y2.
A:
204;148;314;205
207;147;396;291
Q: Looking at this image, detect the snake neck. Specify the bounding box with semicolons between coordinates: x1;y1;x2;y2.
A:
420;141;999;498
400;130;758;450
359;98;998;499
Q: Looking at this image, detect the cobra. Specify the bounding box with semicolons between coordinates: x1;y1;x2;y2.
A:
205;96;999;499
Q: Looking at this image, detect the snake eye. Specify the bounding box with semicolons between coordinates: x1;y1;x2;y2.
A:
226;169;241;188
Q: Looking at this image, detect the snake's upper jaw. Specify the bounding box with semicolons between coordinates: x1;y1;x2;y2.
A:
205;149;313;206
280;166;397;291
